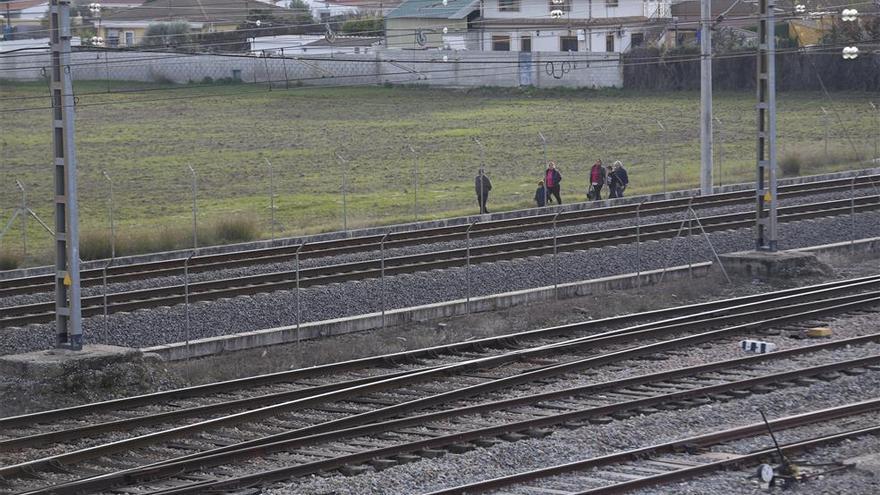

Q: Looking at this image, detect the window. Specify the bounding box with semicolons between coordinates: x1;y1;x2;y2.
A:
605;34;615;52
631;33;644;48
548;0;571;13
521;35;531;52
560;36;578;52
606;0;618;6
498;0;520;12
125;31;134;46
492;35;511;51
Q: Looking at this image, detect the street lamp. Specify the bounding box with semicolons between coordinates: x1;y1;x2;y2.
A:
89;3;103;45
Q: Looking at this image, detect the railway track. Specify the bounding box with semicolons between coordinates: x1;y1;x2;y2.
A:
1;173;878;300
3;195;880;328
2;276;879;494
426;399;880;495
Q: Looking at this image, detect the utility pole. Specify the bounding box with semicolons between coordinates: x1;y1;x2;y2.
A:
755;0;777;251
49;0;83;350
700;0;713;195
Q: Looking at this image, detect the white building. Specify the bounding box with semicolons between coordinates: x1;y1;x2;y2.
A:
480;0;671;52
386;0;672;53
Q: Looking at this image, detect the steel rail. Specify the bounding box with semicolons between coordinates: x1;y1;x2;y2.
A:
3;275;877;432
4;196;879;328
1;173;877;297
5;284;878;453
6;288;878;488
98;357;880;495
425;401;880;495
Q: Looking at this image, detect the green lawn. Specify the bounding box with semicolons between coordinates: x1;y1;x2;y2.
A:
1;81;877;264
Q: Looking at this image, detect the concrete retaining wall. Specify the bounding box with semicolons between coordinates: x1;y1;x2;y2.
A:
142;235;880;361
0;48;622;89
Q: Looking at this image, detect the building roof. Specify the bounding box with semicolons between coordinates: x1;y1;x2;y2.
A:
305;35;381;47
100;0;291;24
480;16;664;28
386;0;478;20
0;0;48;12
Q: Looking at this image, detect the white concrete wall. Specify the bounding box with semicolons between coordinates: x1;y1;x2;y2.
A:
482;0;670;20
482;28;633;53
0;48;622;88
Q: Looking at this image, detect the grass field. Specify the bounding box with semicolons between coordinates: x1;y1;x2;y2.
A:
1;81;878;265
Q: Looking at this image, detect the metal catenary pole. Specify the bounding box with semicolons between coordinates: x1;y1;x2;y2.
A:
264;157;276;241
700;0;714;196
755;0;778;251
187;164;198;249
50;0;83;350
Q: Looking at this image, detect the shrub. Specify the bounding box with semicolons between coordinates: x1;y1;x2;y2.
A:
203;215;261;245
0;251;21;270
79;230;114;261
780;152;801;177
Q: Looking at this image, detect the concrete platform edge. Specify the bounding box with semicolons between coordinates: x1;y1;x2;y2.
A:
142;236;880;361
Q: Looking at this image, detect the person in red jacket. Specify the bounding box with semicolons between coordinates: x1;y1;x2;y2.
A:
588;160;605;201
544;161;563;205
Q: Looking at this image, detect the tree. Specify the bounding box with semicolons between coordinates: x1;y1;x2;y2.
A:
141;21;190;48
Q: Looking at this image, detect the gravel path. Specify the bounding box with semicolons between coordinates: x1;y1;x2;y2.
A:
2;208;879;355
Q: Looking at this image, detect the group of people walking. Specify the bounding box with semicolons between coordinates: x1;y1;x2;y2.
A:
475;160;629;214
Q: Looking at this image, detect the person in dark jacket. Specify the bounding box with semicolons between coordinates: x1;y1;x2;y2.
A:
607;164;622;199
534;179;547;207
613;160;629;197
544;161;562;205
588;160;605;201
475;168;492;214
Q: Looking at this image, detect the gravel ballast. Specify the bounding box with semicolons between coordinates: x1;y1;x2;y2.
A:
2;208;879;355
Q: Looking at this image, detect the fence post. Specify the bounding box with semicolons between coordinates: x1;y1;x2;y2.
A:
184;250;195;360
102;170;116;259
539;131;548;209
714;116;723;188
187;165;198;249
281;48;290;89
264;157;277;241
657;120;668;194
636;200;644;288
336;152;349;231
871;101;878;162
408;145;418;222
295;242;306;343
101;255;114;336
465;220;477;313
687;198;693;278
552;211;560;299
851;176;856;253
380;232;390;327
18;180;27;258
821;107;829;163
